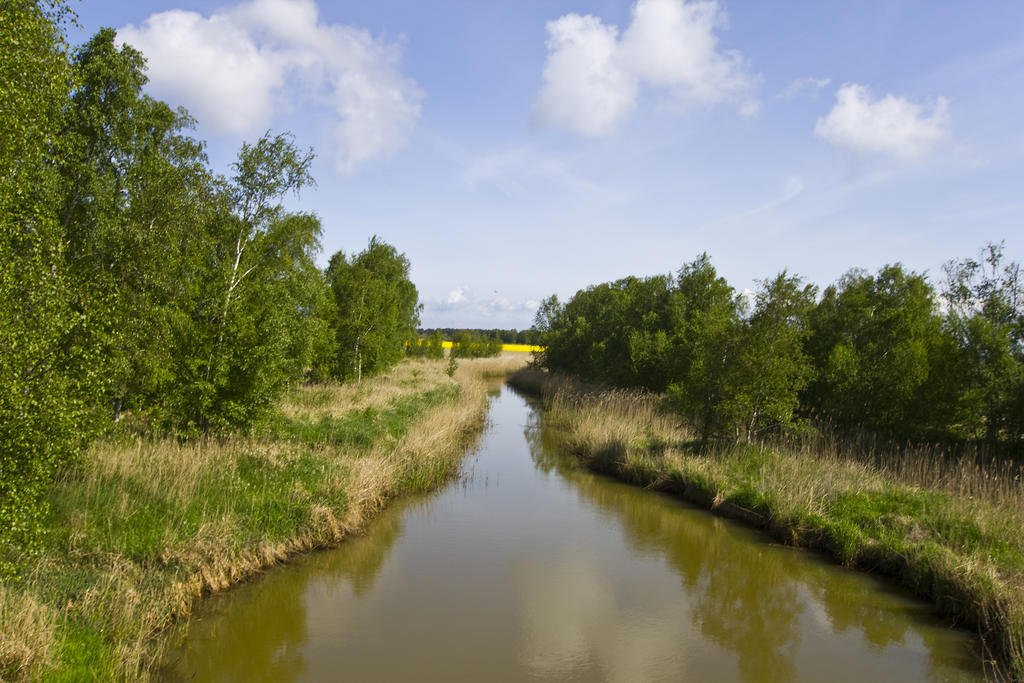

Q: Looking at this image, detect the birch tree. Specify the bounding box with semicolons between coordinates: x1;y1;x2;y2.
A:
327;237;420;382
170;132;321;431
0;0;97;572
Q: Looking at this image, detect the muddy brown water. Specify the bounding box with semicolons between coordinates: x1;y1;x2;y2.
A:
162;385;985;682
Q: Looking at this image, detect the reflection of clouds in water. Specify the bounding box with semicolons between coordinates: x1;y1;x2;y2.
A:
517;552;691;682
604;616;688;683
519;553;611;676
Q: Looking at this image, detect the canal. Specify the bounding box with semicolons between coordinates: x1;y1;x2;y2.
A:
163;384;983;681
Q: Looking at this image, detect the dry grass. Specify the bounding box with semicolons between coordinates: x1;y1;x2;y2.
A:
1;356;522;681
0;584;58;681
277;359;447;420
509;365;1024;679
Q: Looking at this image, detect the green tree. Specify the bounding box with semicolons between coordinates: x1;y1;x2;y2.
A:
539;275;674;388
0;0;99;571
427;329;445;359
168;132;322;430
943;243;1024;441
665;254;743;440
59;28;216;420
804;264;944;436
723;272;817;441
327;237;421;382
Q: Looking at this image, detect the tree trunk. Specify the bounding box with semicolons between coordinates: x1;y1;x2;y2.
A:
354;339;362;383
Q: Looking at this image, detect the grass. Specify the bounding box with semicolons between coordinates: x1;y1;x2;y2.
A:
0;355;526;682
508;365;1024;680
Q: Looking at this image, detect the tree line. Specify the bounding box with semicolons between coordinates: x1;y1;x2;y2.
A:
534;248;1024;446
419;328;541;345
406;330;504;359
1;3;420;572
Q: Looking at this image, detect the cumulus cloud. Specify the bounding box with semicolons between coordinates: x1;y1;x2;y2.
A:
534;0;756;136
118;0;422;172
814;84;950;160
446;286;470;305
533;14;637;136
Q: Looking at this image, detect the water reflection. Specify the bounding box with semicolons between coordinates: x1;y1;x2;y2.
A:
524;403;981;682
162;493;415;681
165;388;983;682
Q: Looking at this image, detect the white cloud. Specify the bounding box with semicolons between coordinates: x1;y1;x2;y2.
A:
534;0;756;136
429;287;539;323
446;286;470;305
620;0;752;102
776;76;831;100
814;83;950;160
533;14;637;136
118;0;422;172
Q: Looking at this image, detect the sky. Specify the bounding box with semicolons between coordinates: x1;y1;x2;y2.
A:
68;0;1024;329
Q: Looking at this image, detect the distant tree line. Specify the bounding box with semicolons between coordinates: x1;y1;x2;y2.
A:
407;330;447;360
449;331;504;358
535;248;1024;446
419;328;541;345
407;330;505;358
0;4;419;572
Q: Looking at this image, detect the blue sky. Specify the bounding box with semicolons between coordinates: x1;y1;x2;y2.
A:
69;0;1024;328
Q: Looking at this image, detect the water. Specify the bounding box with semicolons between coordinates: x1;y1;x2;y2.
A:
163;385;984;682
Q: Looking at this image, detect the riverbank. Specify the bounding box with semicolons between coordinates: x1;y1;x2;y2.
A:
0;355;525;681
508;366;1024;680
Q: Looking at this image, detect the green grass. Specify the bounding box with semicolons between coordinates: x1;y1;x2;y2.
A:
267;385;459;449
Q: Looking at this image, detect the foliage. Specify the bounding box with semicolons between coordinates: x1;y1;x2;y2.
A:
152;132;325;432
0;0;99;574
720;271;817;441
407;329;445;359
1;11;423;576
803;264;945;436
538;248;1024;447
421;327;540;345
942;242;1024;440
450;330;503;358
664;255;742;438
58;28;216;421
326;237;421;382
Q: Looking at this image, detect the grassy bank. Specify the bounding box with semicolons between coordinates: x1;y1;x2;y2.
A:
508;366;1024;680
0;355;526;681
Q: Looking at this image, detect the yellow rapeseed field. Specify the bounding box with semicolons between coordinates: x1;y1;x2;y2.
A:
431;340;545;353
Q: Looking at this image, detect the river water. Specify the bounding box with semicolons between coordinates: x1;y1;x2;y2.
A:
163;385;984;682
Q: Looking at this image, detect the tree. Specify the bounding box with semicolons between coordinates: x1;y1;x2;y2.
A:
59;28;216;420
0;0;98;572
665;254;743;440
723;272;817;441
427;329;445;359
943;243;1024;441
803;264;944;436
327;237;421;382
538;275;674;388
167;131;323;431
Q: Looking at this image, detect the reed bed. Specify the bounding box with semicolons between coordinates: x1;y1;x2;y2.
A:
509;366;1024;680
1;356;523;681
